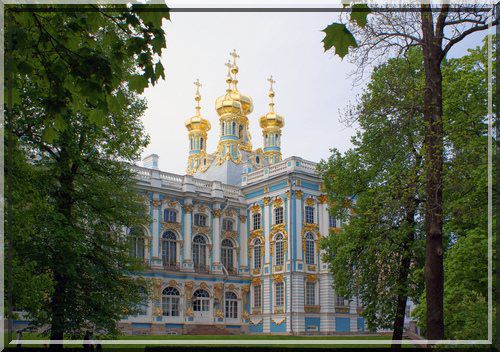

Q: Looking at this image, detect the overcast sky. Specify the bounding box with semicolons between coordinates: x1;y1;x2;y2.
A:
140;10;487;175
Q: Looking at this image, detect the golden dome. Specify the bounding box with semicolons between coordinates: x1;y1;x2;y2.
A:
216;54;253;116
259;76;284;130
186;79;211;132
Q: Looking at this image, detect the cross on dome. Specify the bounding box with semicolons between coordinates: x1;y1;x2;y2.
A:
230;49;240;65
267;75;276;91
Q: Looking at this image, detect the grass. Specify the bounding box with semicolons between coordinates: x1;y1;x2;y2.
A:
6;333;396;349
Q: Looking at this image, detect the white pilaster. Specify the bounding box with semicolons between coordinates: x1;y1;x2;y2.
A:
239;209;248;270
295;192;303;262
263;200;270;266
212;203;222;272
151;194;162;268
182;198;193;270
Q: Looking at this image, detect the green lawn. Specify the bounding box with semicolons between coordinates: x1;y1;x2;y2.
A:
7;333;397;349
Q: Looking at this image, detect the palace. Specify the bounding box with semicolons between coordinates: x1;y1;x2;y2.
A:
120;50;365;335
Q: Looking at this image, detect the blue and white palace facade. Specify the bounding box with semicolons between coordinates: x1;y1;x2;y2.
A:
120;51;365;335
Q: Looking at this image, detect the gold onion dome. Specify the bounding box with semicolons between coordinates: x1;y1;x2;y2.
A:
185;79;211;132
259;75;284;129
215;50;254;116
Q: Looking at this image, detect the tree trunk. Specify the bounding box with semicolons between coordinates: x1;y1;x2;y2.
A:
421;8;445;340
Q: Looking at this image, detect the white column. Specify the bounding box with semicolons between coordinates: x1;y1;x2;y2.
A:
212;203;222;272
239;210;248;271
151;195;162;268
263;198;271;266
295;191;303;262
182;198;193;271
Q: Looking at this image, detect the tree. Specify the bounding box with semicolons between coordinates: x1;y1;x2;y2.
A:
318;49;426;350
5;4;169;349
321;4;497;339
412;41;494;340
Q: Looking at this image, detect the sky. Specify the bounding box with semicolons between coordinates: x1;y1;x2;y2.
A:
140;10;487;175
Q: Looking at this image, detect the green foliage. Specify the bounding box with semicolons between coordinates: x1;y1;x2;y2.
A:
350;4;371;28
5;4;167;339
318;49;426;330
321;23;358;59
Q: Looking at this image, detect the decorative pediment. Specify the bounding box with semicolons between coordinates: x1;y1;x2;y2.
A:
252;277;261;286
306;274;317;283
168;279;178;287
317;194;328;204
305;197;315;206
250;204;261;214
273;274;284;283
273;197;283;207
223;209;236;217
193;225;211;236
222;230;238;241
162;221;181;232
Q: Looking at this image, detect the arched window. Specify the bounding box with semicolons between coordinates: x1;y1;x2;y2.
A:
194;213;207;227
192;235;207;270
253;238;262;269
274;207;284;224
222;218;234;231
225;291;238;318
200;137;204;150
252;213;261;230
305;232;315;265
221;239;234;271
162;231;177;267
193;289;210;312
129;227;145;259
164;209;177;223
275;233;284;266
162;287;180;316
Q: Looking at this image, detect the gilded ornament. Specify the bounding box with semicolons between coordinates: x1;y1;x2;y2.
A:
273;307;284;314
250;204;260;214
212;209;222;218
215;309;224;318
273;197;283;207
242;311;250;320
193;225;211;236
252;277;261;285
152;278;162;301
273;273;284;283
162;221;181;232
239;215;247;223
152;199;161;208
295;190;303;199
252;268;260;275
213;283;223;301
306;274;317;283
168;199;178;207
183;204;194;213
198;204;207;212
285;190;291;199
317;194;328;204
272;317;286;325
186;307;194;317
168;280;178;287
308;265;317;271
274;265;283;272
305;197;315;206
263;186;269;194
154;306;162;316
222;230;237;240
263;197;270;206
184;281;194;298
200;282;208;290
304;305;320;313
227;284;236;291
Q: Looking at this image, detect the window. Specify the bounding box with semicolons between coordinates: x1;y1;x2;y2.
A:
275;233;284;266
253;285;262;308
193;289;210;312
222;219;234;231
336;295;346;306
200;137;204;150
274;207;284;224
222;122;225;135
129;227;145;259
252;213;261;230
239;124;243;138
275;282;284;307
232;122;236;135
225;292;238;318
162;287;180;316
305;232;315;265
193;235;207;269
329;215;337;228
305;206;315;224
305;282;316;306
164;209;177;223
221;239;234;270
253;238;262;269
194;213;207;227
162;231;177;266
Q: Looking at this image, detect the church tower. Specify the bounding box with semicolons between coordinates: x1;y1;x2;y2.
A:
185;79;211;175
214;50;253;165
259;75;284;164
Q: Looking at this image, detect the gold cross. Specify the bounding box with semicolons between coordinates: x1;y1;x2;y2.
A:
225;60;232;76
193;78;202;94
267;75;276;91
230;49;240;65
